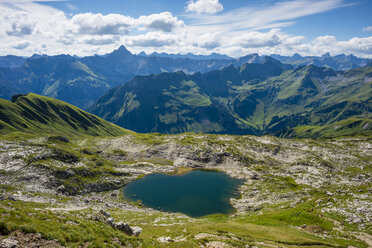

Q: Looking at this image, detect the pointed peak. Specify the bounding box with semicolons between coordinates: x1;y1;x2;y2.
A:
292;53;302;59
111;45;132;56
321;52;331;58
263;56;281;65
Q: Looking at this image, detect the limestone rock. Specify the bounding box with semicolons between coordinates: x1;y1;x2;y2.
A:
114;222;132;234
157;236;174;243
100;209;111;218
0;238;18;248
131;226;142;237
206;241;231;248
107;217;114;225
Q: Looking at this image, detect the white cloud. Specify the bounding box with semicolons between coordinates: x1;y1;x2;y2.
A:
138;12;184;32
192;33;221;49
84;35;119;45
186;0;223;14
363;26;372;32
68;13;134;35
5;12;35;36
185;0;346;34
126;32;177;47
338;37;372;54
0;0;371;59
12;41;30;50
237;30;281;48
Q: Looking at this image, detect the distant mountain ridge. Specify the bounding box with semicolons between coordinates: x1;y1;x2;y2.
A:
270;53;371;71
0;46;240;109
90;59;372;138
139;51;233;60
0;45;370;110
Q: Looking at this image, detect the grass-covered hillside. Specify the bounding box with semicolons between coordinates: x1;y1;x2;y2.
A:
91;60;372;138
0;93;128;137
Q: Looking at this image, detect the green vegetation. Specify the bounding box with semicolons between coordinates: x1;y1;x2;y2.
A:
0;93;128;137
0;85;370;247
0;199;367;247
90;62;372;138
0;132;371;247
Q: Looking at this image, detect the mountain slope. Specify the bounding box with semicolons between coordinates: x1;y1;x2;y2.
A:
0;55;111;109
0;93;128;137
90;59;290;134
90;61;372;137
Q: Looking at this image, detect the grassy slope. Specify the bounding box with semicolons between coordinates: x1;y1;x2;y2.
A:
91;63;371;137
0;93;129;137
289;117;372;138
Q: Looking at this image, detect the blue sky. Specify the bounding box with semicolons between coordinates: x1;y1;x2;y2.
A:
0;0;371;57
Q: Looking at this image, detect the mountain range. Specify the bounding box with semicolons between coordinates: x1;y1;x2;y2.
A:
0;45;370;110
0;46;246;109
90;58;372;137
271;52;371;71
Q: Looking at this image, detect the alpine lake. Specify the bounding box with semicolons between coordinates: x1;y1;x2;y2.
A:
122;169;244;217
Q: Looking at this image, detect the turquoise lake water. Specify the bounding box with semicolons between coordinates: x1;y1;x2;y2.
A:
122;170;243;217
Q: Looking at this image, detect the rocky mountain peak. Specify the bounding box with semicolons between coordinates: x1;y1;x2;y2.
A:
111;45;132;57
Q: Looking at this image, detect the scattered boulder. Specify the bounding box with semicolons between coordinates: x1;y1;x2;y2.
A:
131;226;142;237
206;241;232;248
157;236;174;243
114;222;132;233
99;210;142;236
99;209;111;218
250;173;260;180
0;231;62;248
110;191;118;198
107;217;114;225
56;185;66;194
0;238;18;248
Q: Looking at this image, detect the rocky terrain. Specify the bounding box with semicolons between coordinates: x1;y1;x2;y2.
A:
0;132;371;247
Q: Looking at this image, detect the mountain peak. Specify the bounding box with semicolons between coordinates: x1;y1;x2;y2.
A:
292;53;302;59
111;45;132;56
263;56;282;66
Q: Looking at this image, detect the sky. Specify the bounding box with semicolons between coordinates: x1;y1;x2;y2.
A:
0;0;371;58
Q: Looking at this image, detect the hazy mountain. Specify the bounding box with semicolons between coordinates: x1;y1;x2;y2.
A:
271;53;371;71
0;45;370;111
0;55;111;109
0;45;239;109
90;60;372;137
141;51;233;60
0;55;26;68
